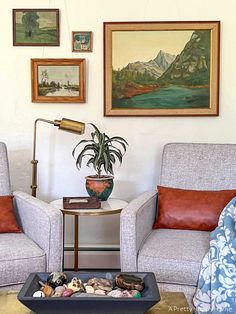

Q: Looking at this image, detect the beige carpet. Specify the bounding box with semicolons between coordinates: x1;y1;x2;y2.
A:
0;291;192;314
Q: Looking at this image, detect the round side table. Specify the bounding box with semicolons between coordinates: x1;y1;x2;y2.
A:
50;198;128;271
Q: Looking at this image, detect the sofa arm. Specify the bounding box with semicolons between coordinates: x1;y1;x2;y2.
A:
13;191;63;272
120;190;157;272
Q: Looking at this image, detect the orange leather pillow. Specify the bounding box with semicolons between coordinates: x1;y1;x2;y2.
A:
153;186;236;231
0;195;21;233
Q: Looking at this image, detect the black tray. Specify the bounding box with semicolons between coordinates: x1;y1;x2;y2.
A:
17;271;160;314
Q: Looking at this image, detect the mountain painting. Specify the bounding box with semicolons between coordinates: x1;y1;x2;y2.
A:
104;22;220;116
13;9;59;46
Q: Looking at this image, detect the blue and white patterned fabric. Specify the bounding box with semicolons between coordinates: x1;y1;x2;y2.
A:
193;197;236;314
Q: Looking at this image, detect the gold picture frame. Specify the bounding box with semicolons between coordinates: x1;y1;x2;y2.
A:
31;59;86;103
104;21;220;117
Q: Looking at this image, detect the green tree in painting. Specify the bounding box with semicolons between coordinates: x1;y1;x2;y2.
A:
40;70;48;86
22;12;40;38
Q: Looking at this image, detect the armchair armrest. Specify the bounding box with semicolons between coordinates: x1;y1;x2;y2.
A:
13;191;63;272
120;190;157;272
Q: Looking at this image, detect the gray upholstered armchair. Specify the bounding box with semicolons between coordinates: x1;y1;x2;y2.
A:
0;142;63;290
120;143;236;304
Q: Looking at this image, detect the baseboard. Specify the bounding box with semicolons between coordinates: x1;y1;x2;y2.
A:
63;249;121;269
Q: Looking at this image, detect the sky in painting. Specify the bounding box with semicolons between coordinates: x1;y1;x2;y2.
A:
112;30;194;70
38;66;79;85
16;12;57;28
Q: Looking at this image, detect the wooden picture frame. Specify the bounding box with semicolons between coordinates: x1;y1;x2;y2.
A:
72;31;93;52
13;9;60;46
31;59;86;103
104;21;220;117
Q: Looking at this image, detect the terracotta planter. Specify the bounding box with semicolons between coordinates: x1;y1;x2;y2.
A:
85;175;114;201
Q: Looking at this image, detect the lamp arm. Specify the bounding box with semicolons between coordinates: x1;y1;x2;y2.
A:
31;118;54;197
31;117;85;197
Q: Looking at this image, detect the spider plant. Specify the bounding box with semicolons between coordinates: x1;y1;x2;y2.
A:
72;123;128;177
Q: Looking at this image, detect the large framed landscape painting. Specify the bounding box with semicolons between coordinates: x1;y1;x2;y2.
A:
31;59;86;103
13;9;59;46
104;21;220;116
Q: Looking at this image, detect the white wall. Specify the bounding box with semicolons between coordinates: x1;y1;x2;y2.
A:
1;0;236;251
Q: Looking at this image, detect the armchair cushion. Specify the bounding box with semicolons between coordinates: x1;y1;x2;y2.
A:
0;195;21;233
138;229;210;286
0;233;45;287
153;186;236;231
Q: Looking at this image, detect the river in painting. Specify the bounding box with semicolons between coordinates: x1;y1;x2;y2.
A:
46;87;79;96
113;86;209;109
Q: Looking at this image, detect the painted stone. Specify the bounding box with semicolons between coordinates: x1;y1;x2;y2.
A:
85;285;95;294
107;290;123;298
95;289;106;295
41;284;54;297
130;290;142;298
72;292;109;298
121;290;133;298
62;288;74;297
115;274;145;291
68;277;85;293
47;272;67;288
52;286;66;297
86;277;113;292
33;291;45;298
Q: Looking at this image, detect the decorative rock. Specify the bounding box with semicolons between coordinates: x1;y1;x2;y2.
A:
62;288;74;297
87;277;113;292
107;290;124;298
68;277;85;293
47;272;67;288
52;286;66;297
41;284;54;297
33;291;45;298
85;285;95;294
130;290;142;298
121;290;133;298
115;274;145;292
95;289;106;295
72;292;109;298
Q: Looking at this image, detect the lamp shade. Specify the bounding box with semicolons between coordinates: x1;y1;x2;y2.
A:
54;118;85;134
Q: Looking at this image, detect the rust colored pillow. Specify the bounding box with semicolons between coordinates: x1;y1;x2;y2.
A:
0;195;21;233
153;186;236;231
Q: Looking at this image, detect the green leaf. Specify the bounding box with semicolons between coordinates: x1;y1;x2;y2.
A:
109;136;128;145
75;145;97;169
72;123;128;176
106;140;127;154
109;149;123;164
72;139;95;157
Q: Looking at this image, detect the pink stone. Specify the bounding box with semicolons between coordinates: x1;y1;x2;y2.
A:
62;288;74;297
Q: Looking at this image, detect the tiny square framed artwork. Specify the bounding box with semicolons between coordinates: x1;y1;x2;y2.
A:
72;31;92;52
104;21;220;116
31;59;86;103
13;9;60;46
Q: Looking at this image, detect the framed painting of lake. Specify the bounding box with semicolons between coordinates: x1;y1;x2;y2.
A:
31;59;86;103
104;21;220;116
13;9;59;46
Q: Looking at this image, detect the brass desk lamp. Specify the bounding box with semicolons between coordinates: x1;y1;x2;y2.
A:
31;118;85;197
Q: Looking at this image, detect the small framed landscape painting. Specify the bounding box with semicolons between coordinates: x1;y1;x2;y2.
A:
104;21;220;116
72;31;92;52
31;59;86;103
13;9;59;46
